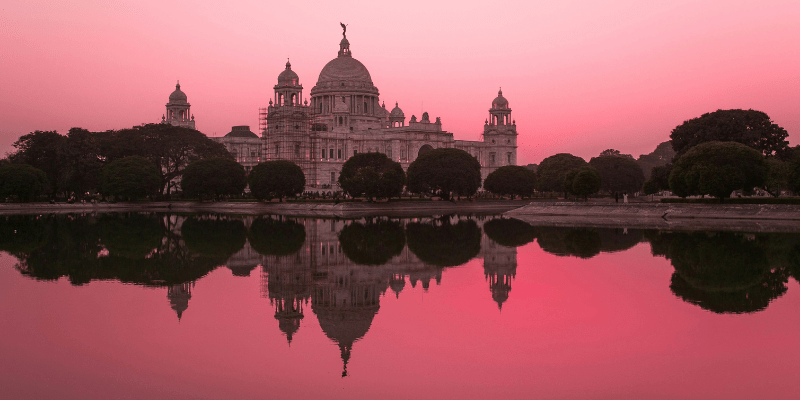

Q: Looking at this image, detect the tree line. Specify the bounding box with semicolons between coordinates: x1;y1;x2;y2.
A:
2;108;798;202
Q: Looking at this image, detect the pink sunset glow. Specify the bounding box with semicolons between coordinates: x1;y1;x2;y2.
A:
1;1;798;164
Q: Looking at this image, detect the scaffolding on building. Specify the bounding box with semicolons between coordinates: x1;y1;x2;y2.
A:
258;107;268;134
263;102;318;186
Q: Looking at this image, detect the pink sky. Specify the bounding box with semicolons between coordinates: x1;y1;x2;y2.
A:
1;1;798;165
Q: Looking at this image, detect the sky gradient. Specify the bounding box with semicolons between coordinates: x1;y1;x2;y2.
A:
1;0;798;165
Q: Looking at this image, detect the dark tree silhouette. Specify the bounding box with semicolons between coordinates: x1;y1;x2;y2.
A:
670;109;789;157
181;157;247;200
589;155;645;195
536;153;587;195
483;218;537;247
248;217;306;256
406;219;481;267
484;165;536;199
100;156;161;200
0;164;49;202
338;219;405;265
669;141;766;200
407;148;481;200
249;160;305;201
338;152;405;200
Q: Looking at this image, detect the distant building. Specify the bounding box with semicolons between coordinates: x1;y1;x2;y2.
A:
211;126;262;172
161;82;195;129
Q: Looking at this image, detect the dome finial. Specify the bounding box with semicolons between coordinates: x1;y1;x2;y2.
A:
176;80;180;90
286;58;291;69
498;87;502;95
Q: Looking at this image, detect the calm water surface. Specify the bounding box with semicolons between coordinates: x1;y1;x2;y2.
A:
1;213;799;399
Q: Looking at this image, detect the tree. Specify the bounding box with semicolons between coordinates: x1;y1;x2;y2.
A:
181;157;247;200
589;155;645;195
484;165;536;199
407;148;481;200
763;158;791;197
338;152;405;200
669;141;766;201
599;149;633;159
100;124;231;195
636;141;675;180
0;164;49;202
9;130;67;198
642;164;672;195
535;153;587;195
249;160;305;201
536;227;602;259
100;156;161;201
564;166;601;200
670;109;789;157
181;216;246;261
62;128;103;199
791;156;800;195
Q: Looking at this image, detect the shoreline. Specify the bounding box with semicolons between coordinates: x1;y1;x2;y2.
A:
0;200;531;218
505;202;800;232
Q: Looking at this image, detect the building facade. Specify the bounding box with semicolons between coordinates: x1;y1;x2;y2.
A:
199;28;518;189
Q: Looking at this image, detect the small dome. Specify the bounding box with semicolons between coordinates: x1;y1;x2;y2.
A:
277;60;300;86
225;126;259;139
389;102;404;118
492;89;509;109
169;82;187;103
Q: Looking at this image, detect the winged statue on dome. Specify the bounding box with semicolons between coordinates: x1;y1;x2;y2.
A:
340;22;347;37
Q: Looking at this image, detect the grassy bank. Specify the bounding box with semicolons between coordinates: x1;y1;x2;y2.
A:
661;197;800;205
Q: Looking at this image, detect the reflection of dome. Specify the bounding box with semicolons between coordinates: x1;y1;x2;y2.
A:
389;274;406;298
317;56;373;85
227;264;257;277
312;298;379;377
277;60;300;87
169;82;188;103
390;102;404;118
167;283;192;321
491;89;508;109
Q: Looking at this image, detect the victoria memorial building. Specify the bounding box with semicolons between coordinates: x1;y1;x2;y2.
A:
163;28;518;188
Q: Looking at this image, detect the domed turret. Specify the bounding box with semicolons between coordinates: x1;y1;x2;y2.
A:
390;102;404;118
277;60;300;87
169;82;188;103
491;89;509;109
388;102;405;127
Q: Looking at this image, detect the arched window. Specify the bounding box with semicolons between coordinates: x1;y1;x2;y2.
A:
418;144;433;158
291;94;296;105
338;116;343;125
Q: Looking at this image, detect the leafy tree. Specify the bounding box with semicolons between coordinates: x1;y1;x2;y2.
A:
248;216;306;256
636;141;675;180
62;128;103;199
762;158;791;197
669;141;766;200
535;153;587;196
564;166;601;200
483;218;537;247
406;218;482;267
599;149;634;159
596;228;644;253
407;148;481;200
181;157;247;200
100;156;161;201
670;109;789;157
338;219;405;265
100;124;231;195
791;156;800;195
642;164;672;195
249;160;305;201
338;152;405;200
9;130;67;197
484;165;536;199
0;164;49;202
589;155;645;195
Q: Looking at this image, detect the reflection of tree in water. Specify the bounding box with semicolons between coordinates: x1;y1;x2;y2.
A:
248;216;306;256
338;219;405;265
406;218;482;267
6;213;226;287
100;213;163;259
646;231;790;314
536;227;602;259
595;228;644;253
0;215;48;255
181;215;246;261
483;218;537;247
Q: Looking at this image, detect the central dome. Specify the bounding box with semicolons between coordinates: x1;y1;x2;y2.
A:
316;56;373;86
169;82;187;103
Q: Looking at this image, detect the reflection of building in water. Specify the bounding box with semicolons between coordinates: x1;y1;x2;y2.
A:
167;282;194;321
251;216;517;375
481;235;518;310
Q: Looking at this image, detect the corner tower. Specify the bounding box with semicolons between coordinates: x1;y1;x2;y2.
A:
163;82;195;129
483;89;518;172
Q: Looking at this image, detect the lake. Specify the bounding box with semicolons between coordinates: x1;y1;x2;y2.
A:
1;213;799;399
